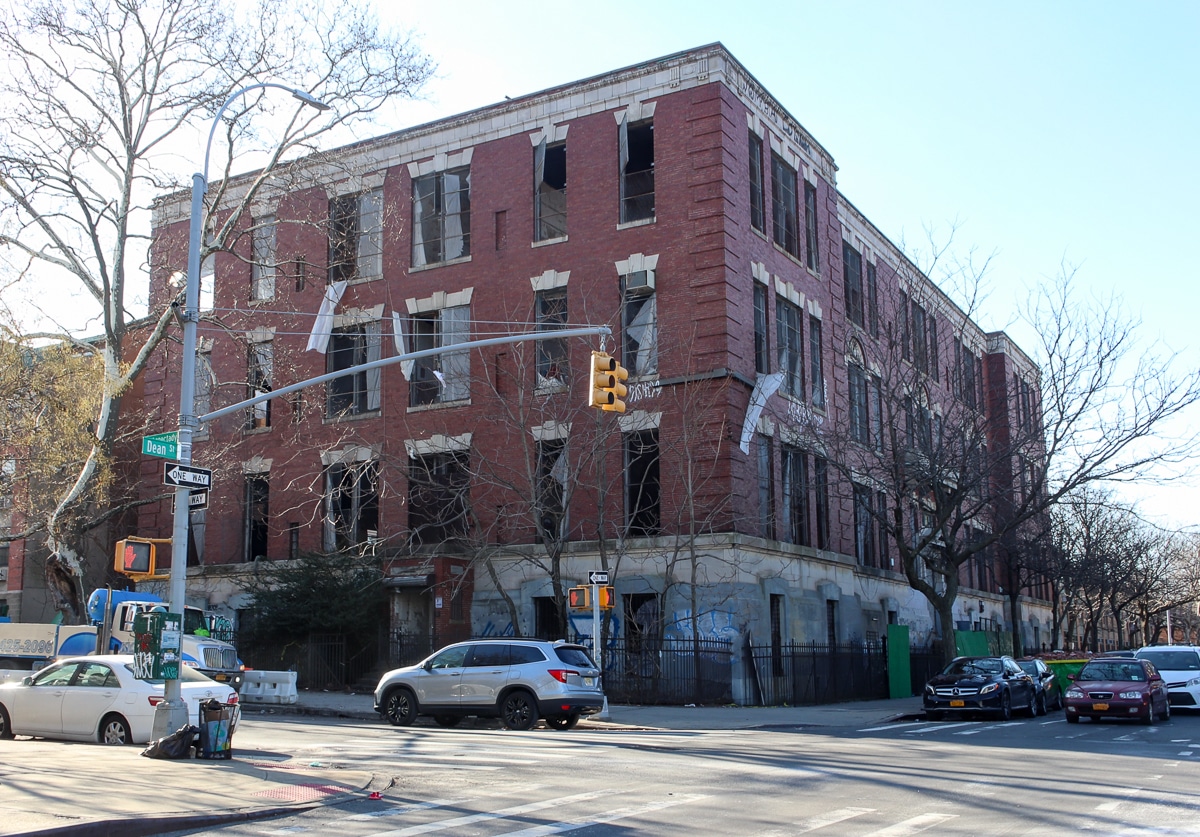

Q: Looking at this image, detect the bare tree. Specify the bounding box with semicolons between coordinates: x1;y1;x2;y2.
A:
0;0;433;620
813;243;1200;664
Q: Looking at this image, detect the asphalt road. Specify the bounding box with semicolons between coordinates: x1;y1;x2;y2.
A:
162;711;1200;836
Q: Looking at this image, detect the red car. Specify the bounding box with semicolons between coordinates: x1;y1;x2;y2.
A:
1064;657;1170;724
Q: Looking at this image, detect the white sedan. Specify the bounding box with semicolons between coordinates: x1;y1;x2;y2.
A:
0;654;239;745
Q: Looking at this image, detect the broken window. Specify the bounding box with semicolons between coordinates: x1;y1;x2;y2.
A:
775;296;803;398
621;277;657;377
753;283;770;374
771;154;799;257
324;460;379;552
854;483;875;567
328;189;382;283
246;340;273;429
408;450;470;545
536;289;568;385
410;304;470;406
412;167;471;266
625;429;660;536
534;140;567;241
619;119;654;223
749;132;765;233
781;445;810;547
243;474;269;561
757;434;775;540
809;315;824;409
536;439;567;542
842;241;864;328
251;215;276;300
326;322;381;417
804;182;819;272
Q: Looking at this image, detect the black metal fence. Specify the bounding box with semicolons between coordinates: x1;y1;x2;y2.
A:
592;638;734;705
239;633;382;691
909;645;945;697
746;641;889;706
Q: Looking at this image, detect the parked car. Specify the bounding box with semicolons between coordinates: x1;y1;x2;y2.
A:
1017;658;1063;712
1064;657;1169;724
922;655;1037;721
0;654;239;745
375;639;604;731
1134;646;1200;709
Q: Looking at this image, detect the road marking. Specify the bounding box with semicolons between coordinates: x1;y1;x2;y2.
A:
1096;787;1143;812
864;813;958;835
491;794;710;835
367;790;611;836
789;807;875;832
859;722;924;732
904;722;974;734
953;722;1020;736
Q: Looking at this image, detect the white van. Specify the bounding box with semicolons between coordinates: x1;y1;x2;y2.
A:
1134;646;1200;709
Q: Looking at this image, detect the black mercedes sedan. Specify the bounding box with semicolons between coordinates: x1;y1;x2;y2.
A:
923;655;1037;721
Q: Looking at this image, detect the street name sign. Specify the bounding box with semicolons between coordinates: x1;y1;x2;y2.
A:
163;463;212;489
588;570;609;585
142;432;179;460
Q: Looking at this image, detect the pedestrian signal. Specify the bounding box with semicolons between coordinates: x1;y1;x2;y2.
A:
567;586;591;609
115;538;156;575
598;586;616;610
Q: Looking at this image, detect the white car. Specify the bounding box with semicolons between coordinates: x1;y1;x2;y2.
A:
0;654;239;745
1134;646;1200;709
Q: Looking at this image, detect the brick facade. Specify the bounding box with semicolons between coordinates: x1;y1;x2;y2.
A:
128;45;1049;653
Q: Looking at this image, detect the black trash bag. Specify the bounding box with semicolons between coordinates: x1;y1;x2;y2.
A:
141;724;199;759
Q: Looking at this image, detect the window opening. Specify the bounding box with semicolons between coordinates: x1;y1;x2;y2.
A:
619;120;655;223
412;167;471;266
535;141;567;240
625;429;660;536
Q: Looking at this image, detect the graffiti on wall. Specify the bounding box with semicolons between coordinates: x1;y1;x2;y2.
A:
665;608;739;643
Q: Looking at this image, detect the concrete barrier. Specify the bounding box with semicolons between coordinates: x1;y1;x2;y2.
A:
240;670;298;705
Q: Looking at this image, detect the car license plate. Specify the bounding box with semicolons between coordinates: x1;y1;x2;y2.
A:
1092;702;1109;711
949;700;965;707
583;677;594;687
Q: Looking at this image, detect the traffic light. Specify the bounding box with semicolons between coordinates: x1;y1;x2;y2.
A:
115;538;156;576
567;586;591;609
598;586;616;610
589;351;628;413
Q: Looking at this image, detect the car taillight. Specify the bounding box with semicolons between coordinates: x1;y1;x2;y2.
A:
147;696;165;707
226;693;239;705
548;669;578;683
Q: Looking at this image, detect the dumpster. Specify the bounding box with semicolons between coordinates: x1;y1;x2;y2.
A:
1044;660;1089;697
198;699;236;759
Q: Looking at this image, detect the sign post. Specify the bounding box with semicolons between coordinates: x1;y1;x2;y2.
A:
587;571;609;671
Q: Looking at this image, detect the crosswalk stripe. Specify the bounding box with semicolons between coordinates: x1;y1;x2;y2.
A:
864;813;958;835
791;807;875;832
904;722;973;734
368;790;611;837
490;794;710;836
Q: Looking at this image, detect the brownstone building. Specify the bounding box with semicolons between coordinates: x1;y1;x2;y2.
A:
131;44;1050;658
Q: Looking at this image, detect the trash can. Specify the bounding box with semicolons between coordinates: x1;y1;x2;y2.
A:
198;699;236;759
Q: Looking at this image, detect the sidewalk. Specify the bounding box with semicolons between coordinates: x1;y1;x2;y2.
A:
0;692;922;836
273;688;926;729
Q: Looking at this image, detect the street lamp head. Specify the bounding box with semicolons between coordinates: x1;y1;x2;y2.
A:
291;89;331;112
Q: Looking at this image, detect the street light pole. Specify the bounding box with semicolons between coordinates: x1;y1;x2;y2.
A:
153;83;329;738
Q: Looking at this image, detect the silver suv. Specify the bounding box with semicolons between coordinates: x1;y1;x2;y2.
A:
374;639;604;730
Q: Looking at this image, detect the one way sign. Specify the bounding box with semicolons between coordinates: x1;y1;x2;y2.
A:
163;463;213;489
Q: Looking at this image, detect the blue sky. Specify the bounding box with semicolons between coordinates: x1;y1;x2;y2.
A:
381;0;1200;528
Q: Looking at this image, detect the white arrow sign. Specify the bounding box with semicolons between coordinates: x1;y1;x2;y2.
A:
163;463;212;488
588;570;609;585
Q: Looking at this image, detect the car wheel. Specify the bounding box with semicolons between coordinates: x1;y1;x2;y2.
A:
434;715;461;728
1144;702;1157;725
546;713;580;730
500;690;539;731
1163;699;1171;722
1066;713;1080;724
0;704;12;740
383;687;418;727
999;691;1012;721
1034;692;1046;717
923;710;942;722
99;714;132;746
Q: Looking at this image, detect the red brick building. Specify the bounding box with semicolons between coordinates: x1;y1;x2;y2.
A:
134;44;1050;657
